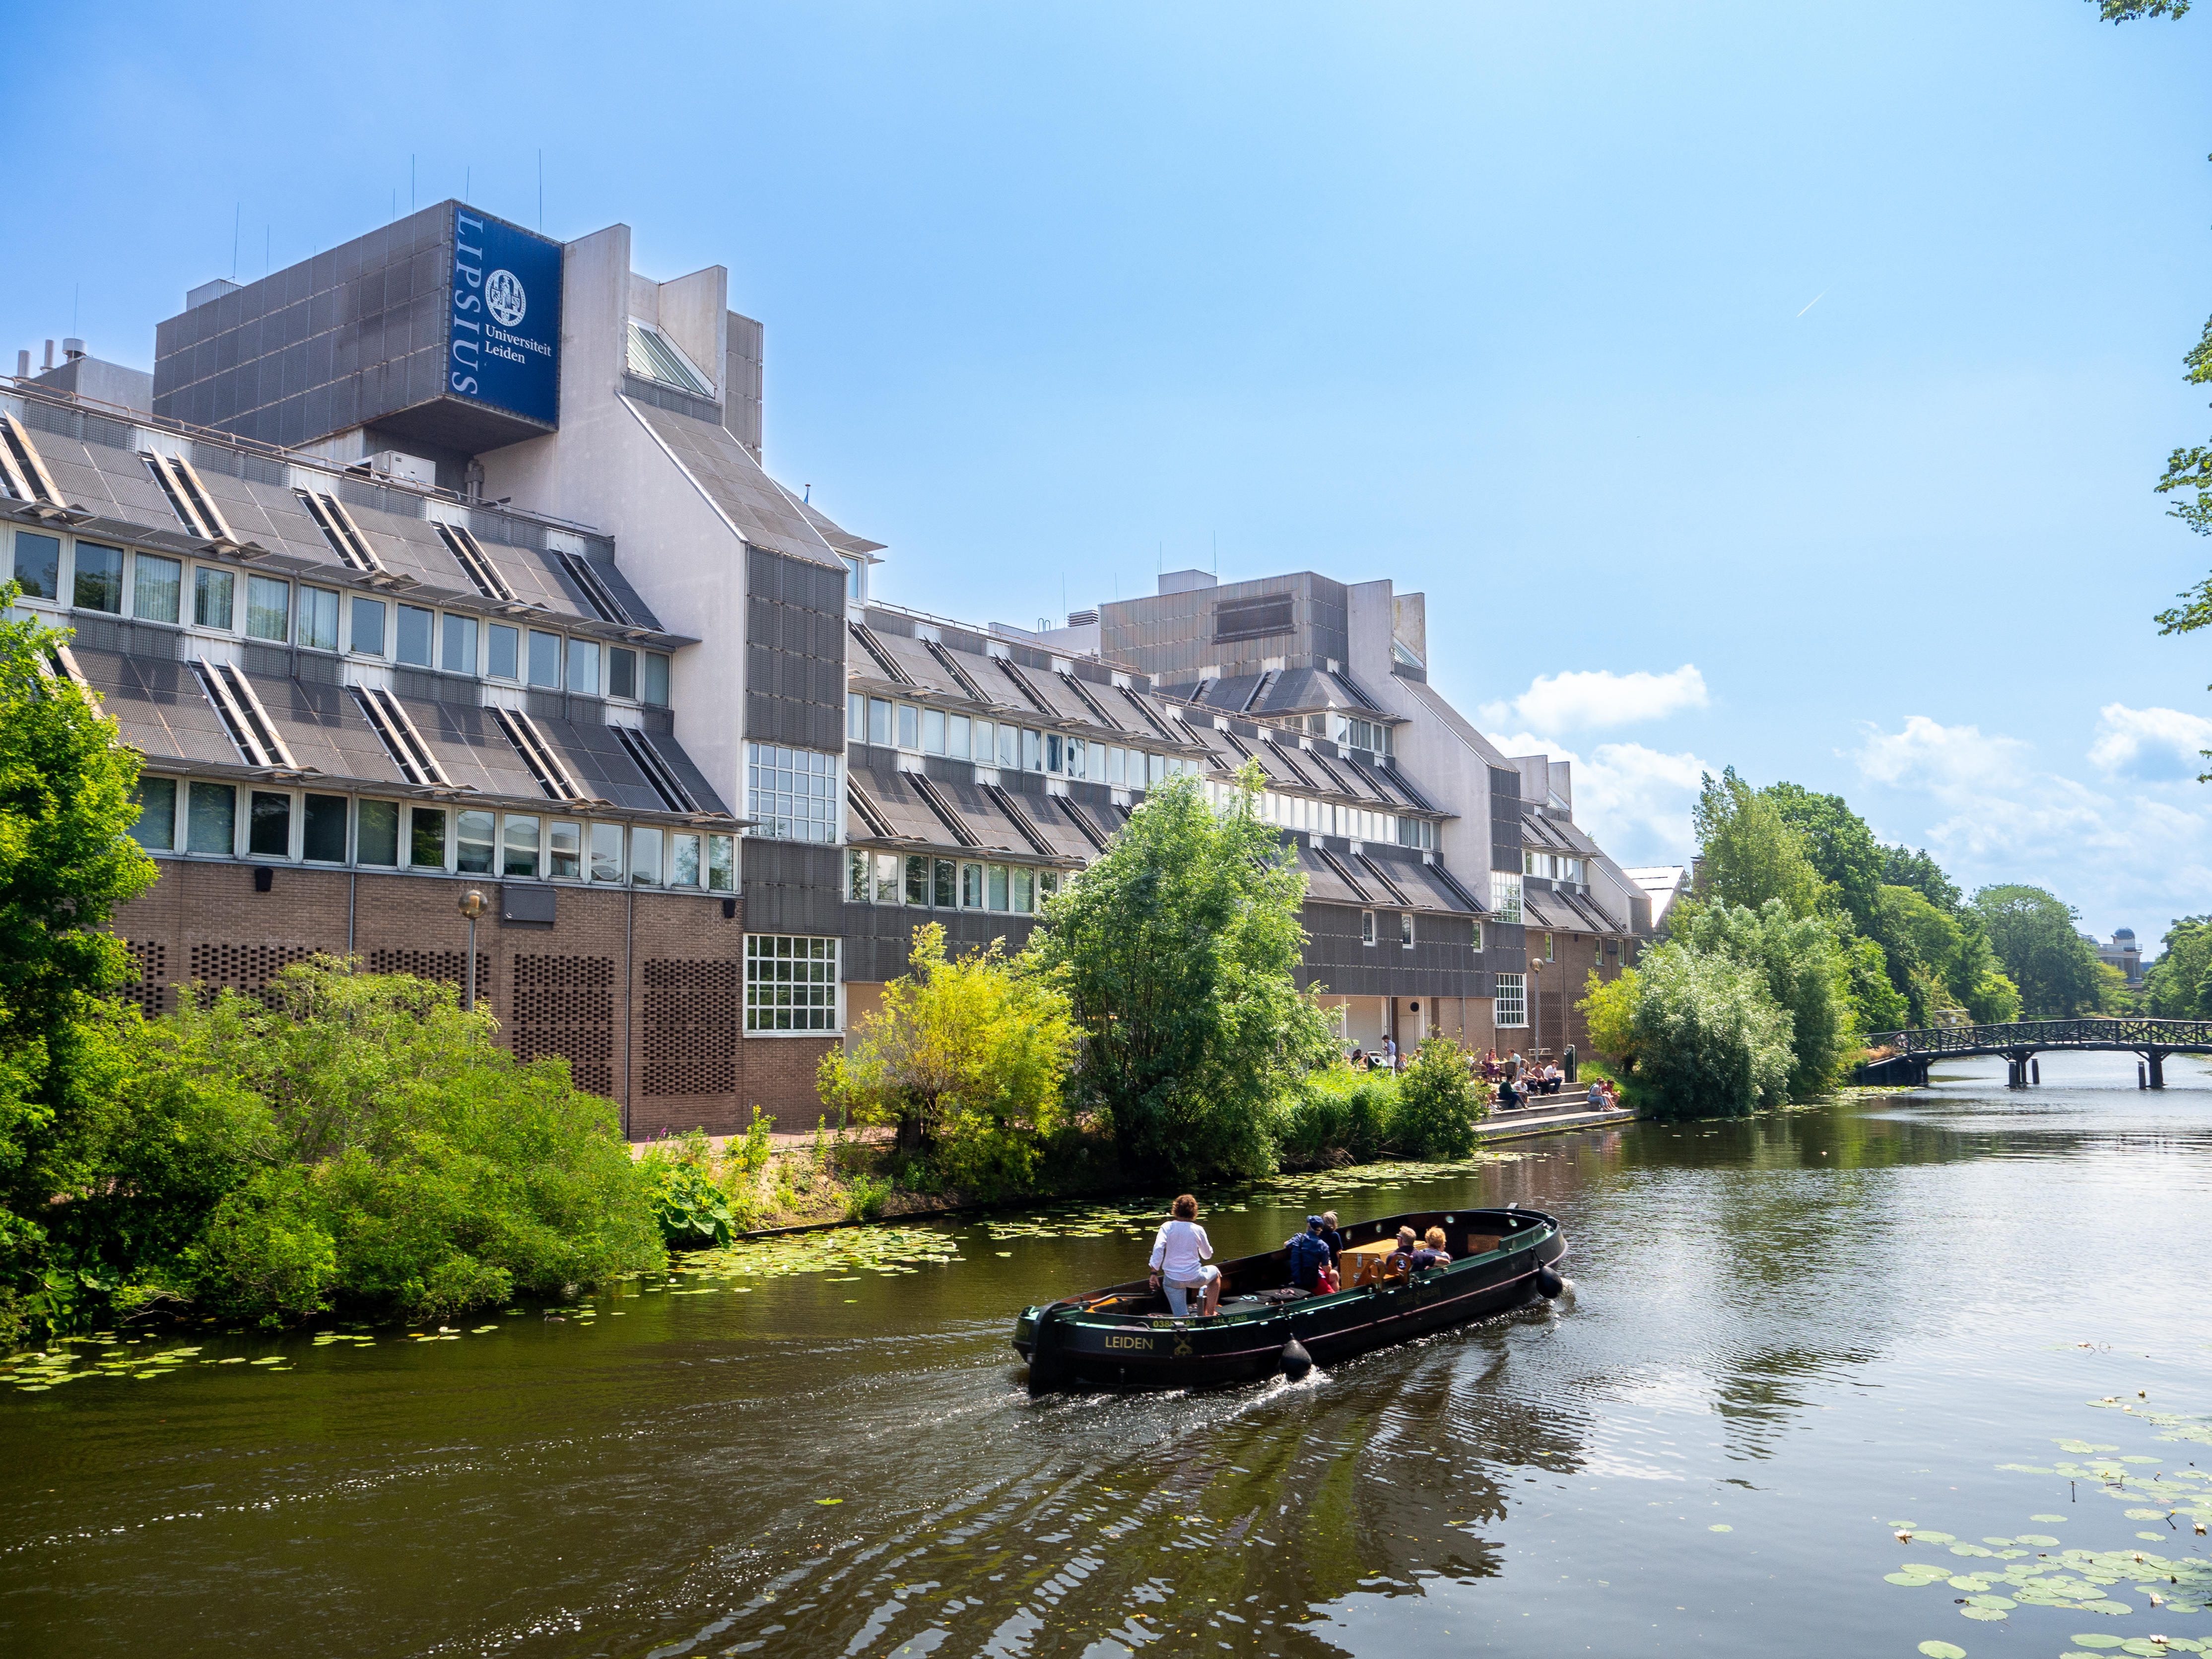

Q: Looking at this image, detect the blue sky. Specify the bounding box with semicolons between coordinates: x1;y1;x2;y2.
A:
9;1;2211;946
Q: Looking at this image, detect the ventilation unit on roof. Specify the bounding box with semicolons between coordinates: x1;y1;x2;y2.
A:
556;551;633;626
432;520;517;602
489;706;582;802
614;725;698;813
366;450;436;487
298;490;385;573
144;452;239;545
194;658;297;770
351;685;451;787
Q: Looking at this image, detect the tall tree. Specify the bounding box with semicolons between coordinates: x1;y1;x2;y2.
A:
2144;915;2212;1016
1024;765;1336;1180
1674;900;1856;1098
1880;845;1962;914
1764;783;1884;935
1970;885;2107;1017
1688;768;1827;921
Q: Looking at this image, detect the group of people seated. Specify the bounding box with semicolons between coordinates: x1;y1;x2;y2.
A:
1146;1196;1455;1318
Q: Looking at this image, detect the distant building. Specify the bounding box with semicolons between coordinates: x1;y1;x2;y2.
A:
2088;929;2144;988
1623;866;1690;932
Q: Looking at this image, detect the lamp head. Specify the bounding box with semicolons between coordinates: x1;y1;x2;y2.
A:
458;889;487;920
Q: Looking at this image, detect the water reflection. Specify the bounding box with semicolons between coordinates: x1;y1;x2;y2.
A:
3;1052;2210;1658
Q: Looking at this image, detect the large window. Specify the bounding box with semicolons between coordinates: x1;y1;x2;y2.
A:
1494;972;1527;1028
131;777;177;850
247;576;290;643
134;554;182;624
1491;871;1523;924
11;531;60;601
745;934;839;1032
746;743;838;843
299;588;339;652
74;543;124;613
195;567;234;630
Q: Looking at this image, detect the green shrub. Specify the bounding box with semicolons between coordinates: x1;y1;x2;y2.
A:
1393;1037;1483;1159
1278;1065;1398;1167
641;1130;738;1247
1626;944;1794;1121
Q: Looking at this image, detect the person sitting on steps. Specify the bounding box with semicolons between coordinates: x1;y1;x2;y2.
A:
1149;1194;1223;1317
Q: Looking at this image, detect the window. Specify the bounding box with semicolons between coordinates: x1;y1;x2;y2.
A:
187;782;235;854
73;543;124;613
409;806;448;869
842;553;864;600
998;723;1019;770
1397;817;1433;851
488;623;520;680
1362;910;1376;947
1045;732;1063;774
608;647;637;700
527;629;560;687
1067;736;1086;779
1022;729;1042;773
11;531;60;600
547;820;582;879
1544;931;1555;963
1402;913;1415;948
872;851;900;906
630;825;663;884
867;697;892;746
456;809;495;874
566;638;600;695
973;720;994;765
670;833;701;887
1039;869;1060;902
948;714;971;760
1491;872;1523;923
1494;972;1527;1028
744;934;839;1032
988;863;1009;911
350;596;386;656
299;587;339;652
1596;936;1605;964
1107;746;1126;786
131;777;176;850
707;834;736;892
922;708;946;755
246;576;290;642
1012;867;1035;914
194;567;234;630
357;799;400;866
442;614;477;675
847;848;869;903
133;553;182;624
961;861;983;907
848;693;866;740
396;603;434;667
1473;921;1484;953
745;744;838;842
590;823;624;883
303;794;347;862
897;704;919;750
906;853;929;905
503;815;540;878
627;321;713;396
933;857;956;908
642;652;670;706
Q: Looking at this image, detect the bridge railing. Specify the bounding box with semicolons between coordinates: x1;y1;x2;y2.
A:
1866;1017;2212;1056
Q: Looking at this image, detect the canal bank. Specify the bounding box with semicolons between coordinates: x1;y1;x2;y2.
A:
6;1049;2207;1659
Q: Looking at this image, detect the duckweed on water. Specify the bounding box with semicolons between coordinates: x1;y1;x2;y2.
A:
676;1223;965;1279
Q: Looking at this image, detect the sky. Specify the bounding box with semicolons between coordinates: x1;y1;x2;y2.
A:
8;1;2212;949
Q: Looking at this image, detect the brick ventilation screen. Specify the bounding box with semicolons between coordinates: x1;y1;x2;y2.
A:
512;954;616;1098
366;949;491;992
641;958;739;1098
124;940;168;1017
188;942;318;1006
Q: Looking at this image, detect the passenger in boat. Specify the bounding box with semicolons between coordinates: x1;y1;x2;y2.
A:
1384;1226;1420;1277
1316;1257;1340;1294
1409;1226;1453;1271
1284;1216;1333;1291
1318;1210;1346;1262
1149;1194;1223;1317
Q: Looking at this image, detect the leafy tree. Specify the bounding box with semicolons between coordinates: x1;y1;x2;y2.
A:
1970;885;2107;1017
1764;783;1884;935
1880;845;1962;914
1840;931;1910;1035
1685;769;1827;922
1393;1037;1483;1160
1277;1065;1397;1168
1025;765;1336;1180
2145;916;2212;1016
1583;944;1793;1121
818;922;1077;1197
1675;900;1855;1098
0;590;160;1336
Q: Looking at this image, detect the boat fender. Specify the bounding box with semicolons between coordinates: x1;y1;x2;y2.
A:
1534;1265;1564;1300
1280;1336;1314;1382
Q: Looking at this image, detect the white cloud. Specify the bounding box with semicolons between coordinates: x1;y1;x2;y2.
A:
2088;703;2212;782
1852;714;2032;795
1492;730;1710;866
1478;664;1708;733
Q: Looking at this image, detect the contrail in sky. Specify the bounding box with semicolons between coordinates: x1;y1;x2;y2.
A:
1797;289;1829;318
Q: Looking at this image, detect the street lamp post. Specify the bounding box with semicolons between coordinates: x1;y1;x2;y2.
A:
458;888;486;1011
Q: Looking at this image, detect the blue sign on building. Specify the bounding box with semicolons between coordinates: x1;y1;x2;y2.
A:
448;204;561;427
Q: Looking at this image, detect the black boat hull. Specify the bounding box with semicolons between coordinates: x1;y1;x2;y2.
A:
1013;1206;1565;1394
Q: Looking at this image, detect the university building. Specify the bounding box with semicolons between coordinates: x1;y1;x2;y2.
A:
5;200;1655;1137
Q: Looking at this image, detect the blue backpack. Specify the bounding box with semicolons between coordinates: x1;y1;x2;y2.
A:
1285;1230;1331;1289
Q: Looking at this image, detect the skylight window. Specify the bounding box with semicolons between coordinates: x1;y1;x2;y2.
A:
615;725;699;813
557;551;633;625
431;520;516;601
626;323;712;398
489;706;582;801
194;658;296;770
0;414;66;512
144;453;238;545
351;685;451;787
298;490;385;573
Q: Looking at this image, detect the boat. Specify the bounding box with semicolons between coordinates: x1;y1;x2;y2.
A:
1011;1205;1567;1394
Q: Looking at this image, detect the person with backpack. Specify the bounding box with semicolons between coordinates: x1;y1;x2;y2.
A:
1284;1215;1333;1292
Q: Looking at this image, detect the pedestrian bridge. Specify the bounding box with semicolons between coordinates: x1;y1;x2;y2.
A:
1863;1016;2212;1088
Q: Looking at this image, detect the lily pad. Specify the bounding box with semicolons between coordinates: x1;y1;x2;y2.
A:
2081;1600;2134;1616
1919;1643;1967;1659
2018;1534;2061;1546
1708;1525;1732;1532
2068;1640;2124;1651
1888;1573;1939;1586
2031;1514;2068;1524
1959;1606;2009;1621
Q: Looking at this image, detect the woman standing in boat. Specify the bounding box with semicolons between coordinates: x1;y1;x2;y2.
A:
1148;1194;1224;1317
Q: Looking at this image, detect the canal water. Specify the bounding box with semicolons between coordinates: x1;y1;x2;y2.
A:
5;1051;2212;1659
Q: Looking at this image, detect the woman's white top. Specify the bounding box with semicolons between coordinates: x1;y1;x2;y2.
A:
1149;1219;1213;1282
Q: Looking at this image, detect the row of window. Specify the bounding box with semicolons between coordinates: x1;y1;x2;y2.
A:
128;777;735;889
846;849;1063;915
848;693;1203;789
1204;778;1433;849
7;528;669;704
1524;850;1586;884
1299;712;1393;757
1355;910;1486;951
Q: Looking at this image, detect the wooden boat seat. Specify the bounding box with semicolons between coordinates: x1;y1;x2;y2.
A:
1340;1239;1405;1289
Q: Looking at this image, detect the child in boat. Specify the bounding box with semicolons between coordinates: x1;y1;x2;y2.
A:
1316;1257;1340;1294
1149;1194;1223;1317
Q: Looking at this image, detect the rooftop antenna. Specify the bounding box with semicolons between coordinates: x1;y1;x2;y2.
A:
804;484;811;502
